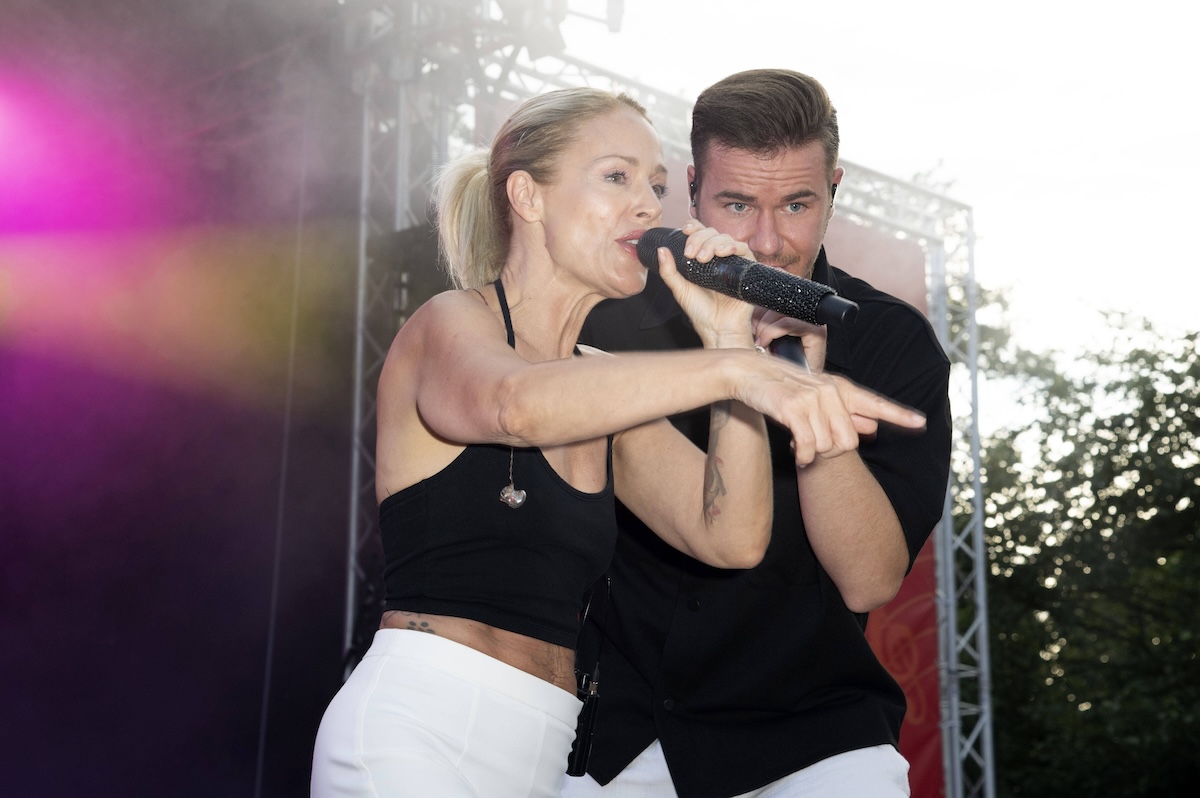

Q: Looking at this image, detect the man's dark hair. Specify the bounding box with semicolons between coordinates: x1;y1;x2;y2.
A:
690;69;839;184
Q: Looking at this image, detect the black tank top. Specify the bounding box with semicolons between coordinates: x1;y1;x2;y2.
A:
379;281;617;648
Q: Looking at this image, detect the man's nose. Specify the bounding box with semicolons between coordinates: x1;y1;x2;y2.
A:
748;214;782;261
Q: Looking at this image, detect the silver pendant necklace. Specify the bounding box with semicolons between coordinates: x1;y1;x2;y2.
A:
499;448;527;508
494;278;527;509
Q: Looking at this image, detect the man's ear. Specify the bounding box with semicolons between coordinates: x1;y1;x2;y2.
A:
830;166;845;206
507;170;542;223
686;164;699;220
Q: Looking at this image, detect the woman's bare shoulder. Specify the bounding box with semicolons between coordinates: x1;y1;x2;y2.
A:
396;287;492;339
420;286;493;322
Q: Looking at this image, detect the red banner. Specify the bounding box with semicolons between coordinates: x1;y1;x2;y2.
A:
865;534;943;796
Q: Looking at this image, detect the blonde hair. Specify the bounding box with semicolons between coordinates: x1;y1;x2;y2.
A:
435;88;650;289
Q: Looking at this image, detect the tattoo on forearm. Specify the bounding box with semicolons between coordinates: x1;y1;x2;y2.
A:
704;401;732;522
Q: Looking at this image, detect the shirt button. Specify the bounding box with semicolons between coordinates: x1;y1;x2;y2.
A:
687;597;702;611
663;699;676;712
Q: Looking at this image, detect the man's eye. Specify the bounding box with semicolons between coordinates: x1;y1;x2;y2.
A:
787;203;806;213
728;203;748;213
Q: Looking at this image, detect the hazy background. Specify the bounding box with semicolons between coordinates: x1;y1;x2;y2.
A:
557;0;1200;353
2;2;357;795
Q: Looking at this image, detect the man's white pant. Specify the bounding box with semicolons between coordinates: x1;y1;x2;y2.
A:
561;739;910;797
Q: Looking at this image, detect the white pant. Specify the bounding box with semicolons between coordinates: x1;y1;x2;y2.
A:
312;629;582;797
561;739;910;798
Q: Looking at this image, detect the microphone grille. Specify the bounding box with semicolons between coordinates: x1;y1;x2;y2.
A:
635;228;686;269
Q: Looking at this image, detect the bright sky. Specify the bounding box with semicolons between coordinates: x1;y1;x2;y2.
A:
559;0;1200;354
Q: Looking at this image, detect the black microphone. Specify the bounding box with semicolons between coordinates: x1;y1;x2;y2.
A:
636;227;858;327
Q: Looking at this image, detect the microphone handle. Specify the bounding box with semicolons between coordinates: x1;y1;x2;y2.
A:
771;336;809;371
737;263;859;327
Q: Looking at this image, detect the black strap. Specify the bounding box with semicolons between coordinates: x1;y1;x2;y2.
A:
493;278;516;348
568;574;610;776
577;575;611;678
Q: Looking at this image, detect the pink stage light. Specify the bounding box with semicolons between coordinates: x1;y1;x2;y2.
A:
0;85;56;216
0;77;182;234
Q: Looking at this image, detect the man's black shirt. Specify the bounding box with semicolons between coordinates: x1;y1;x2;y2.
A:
575;249;952;798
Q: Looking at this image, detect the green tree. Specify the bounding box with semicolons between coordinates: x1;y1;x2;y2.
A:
980;320;1200;796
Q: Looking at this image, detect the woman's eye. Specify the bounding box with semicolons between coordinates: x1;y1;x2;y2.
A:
652;184;668;199
606;171;629;184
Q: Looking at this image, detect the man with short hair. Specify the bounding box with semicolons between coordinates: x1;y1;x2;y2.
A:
564;69;952;797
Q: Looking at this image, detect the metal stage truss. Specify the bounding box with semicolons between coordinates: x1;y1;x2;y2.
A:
339;2;994;796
